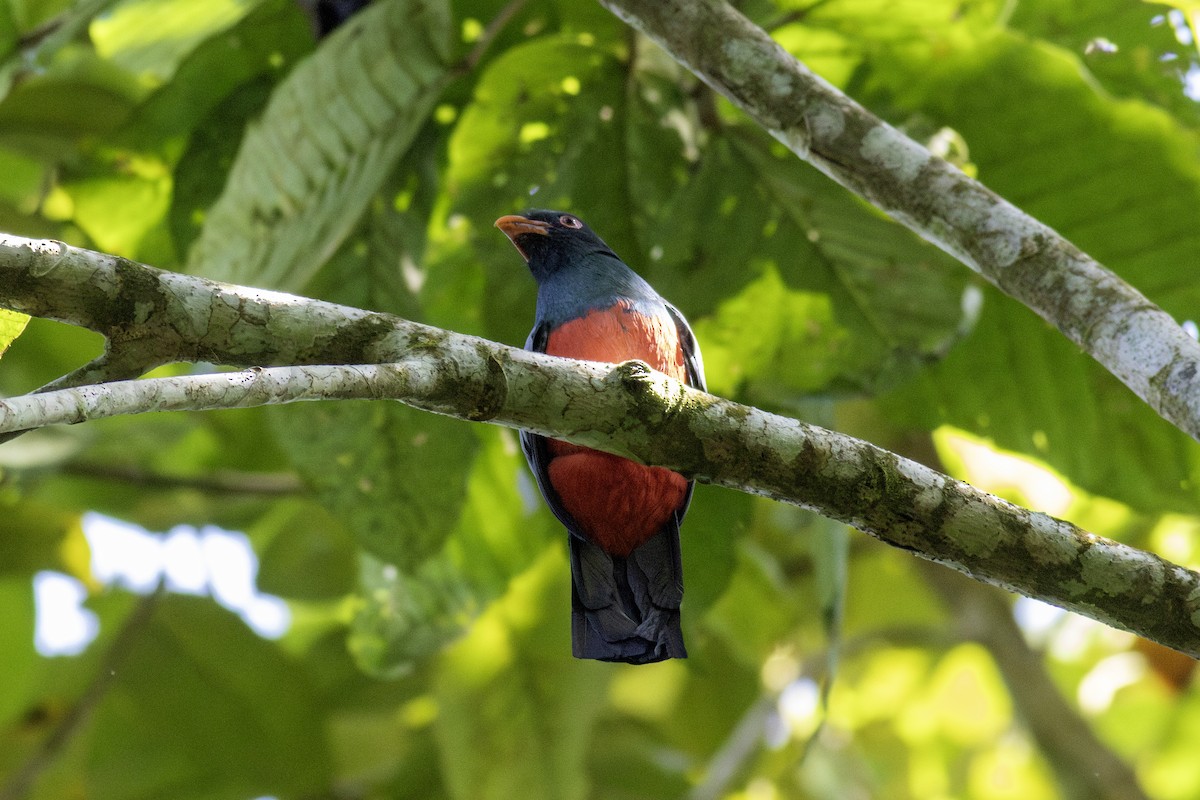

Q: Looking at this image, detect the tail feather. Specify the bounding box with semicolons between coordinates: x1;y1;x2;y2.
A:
569;522;686;664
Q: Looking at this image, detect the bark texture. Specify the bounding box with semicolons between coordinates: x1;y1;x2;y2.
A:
598;0;1200;443
2;235;1199;656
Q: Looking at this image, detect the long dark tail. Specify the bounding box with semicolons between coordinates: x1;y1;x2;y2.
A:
568;521;686;664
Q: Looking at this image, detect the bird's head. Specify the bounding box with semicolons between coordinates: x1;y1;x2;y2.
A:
495;209;618;280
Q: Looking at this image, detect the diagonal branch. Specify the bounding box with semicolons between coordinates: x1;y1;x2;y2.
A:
1;238;1199;657
919;563;1149;800
597;0;1200;443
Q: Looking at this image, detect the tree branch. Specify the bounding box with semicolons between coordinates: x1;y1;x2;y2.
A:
919;563;1149;800
57;462;304;495
2;238;1199;657
597;0;1200;443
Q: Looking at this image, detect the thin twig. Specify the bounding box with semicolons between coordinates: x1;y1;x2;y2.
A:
918;563;1150;800
0;352;156;445
57;462;306;495
457;0;528;74
764;0;837;30
690;695;773;800
9;0;123;73
0;587;164;800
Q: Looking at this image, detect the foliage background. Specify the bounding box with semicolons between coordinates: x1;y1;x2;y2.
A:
1;0;1200;798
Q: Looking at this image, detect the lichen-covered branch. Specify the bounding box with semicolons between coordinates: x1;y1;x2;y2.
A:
598;0;1200;443
2;236;1199;657
0;233;421;370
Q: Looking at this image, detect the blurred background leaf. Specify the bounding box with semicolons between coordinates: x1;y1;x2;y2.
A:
0;0;1199;798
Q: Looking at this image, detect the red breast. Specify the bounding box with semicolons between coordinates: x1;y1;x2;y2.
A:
543;300;690;556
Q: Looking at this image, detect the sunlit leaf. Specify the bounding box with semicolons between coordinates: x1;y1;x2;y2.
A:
1010;0;1200;129
271;400;475;569
186;0;452;290
0;48;142;159
123;0;312;152
433;549;607;800
0;307;28;359
348;427;550;674
90;0;260;86
62;154;171;257
871;31;1200;512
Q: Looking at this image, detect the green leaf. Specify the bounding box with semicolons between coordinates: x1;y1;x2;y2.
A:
0;578;37;726
441;35;689;348
90;0;264;86
869;31;1200;512
0;2;14;45
254;499;357;601
446;36;678;253
87;595;332;800
121;0;312;152
348;427;551;674
1009;0;1200;129
678;484;745;619
441;427;554;598
0;498;87;579
349;550;478;678
0;307;28;359
654;131;970;400
433;548;607;800
0;2;19;79
168;77;277;257
61;154;172;257
271;400;475;569
186;0;452;290
704;542;797;665
0;317;104;396
0;146;45;209
691;265;854;398
0;47;142;160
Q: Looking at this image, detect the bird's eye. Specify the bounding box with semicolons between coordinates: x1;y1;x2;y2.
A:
559;215;582;229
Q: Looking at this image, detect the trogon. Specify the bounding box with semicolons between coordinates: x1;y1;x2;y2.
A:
495;209;706;664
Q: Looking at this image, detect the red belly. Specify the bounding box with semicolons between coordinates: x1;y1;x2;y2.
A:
544;302;689;556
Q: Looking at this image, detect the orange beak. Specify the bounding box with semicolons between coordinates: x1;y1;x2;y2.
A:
495;214;551;261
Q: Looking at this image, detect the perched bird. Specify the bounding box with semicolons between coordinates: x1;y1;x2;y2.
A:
495;209;705;664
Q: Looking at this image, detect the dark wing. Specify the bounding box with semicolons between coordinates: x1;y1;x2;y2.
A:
664;301;704;525
520;321;585;538
666;301;706;393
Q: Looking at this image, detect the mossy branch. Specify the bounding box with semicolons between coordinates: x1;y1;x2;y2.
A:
598;0;1200;443
2;234;1199;656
